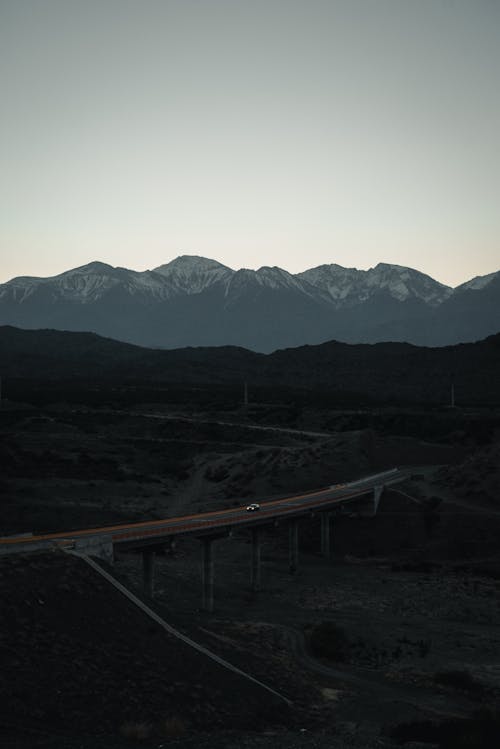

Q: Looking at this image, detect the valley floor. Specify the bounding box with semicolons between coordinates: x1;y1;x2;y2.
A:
1;400;500;747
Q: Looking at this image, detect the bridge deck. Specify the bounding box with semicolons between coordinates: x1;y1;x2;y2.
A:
0;468;409;555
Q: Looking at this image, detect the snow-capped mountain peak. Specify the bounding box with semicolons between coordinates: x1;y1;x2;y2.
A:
298;262;452;307
153;255;232;294
62;261;115;275
367;263;452;304
296;264;362;304
0;254;498;351
52;262;132;302
222;265;314;303
254;265;305;290
154;254;230;275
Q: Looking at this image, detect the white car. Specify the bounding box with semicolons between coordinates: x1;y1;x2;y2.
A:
246;503;260;512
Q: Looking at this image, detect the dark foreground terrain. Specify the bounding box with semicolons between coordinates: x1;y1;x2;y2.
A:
1;388;500;748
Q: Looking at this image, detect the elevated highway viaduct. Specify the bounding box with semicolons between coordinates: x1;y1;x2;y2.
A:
1;468;412;611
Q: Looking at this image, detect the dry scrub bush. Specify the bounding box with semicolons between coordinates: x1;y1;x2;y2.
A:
205;465;228;482
433;669;483;694
309;621;350;662
119;721;152;741
162;716;187;737
391;709;500;749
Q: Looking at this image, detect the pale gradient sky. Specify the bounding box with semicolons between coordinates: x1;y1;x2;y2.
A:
1;0;499;287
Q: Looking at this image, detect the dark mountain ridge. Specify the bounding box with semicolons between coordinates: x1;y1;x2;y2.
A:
1;325;499;406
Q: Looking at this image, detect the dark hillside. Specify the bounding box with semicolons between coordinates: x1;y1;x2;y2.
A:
0;551;292;748
1;326;499;404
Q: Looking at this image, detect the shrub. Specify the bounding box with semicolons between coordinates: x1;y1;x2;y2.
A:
119;721;152;741
162;716;187;737
309;621;350;662
391;711;500;749
434;669;483;694
205;465;228;482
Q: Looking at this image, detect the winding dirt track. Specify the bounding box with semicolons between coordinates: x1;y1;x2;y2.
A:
278;624;476;719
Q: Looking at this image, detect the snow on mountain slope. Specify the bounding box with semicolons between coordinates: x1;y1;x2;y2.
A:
252;266;307;290
297;264;364;305
223;265;314;297
153;255;232;294
51;262;126;301
0;255;498;351
0;261;178;304
0;277;41;303
0;256;490;311
0;256;349;307
298;262;452;307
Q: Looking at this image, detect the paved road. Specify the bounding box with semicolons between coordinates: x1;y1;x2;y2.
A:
0;467;410;555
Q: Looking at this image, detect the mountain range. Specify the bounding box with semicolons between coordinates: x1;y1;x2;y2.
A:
0;256;498;352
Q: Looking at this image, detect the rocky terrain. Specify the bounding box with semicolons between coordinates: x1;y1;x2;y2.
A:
1;394;500;748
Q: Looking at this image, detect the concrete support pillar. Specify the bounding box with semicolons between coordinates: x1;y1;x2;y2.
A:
373;485;383;516
142;550;155;598
320;512;332;558
251;528;262;591
201;538;215;612
288;520;299;574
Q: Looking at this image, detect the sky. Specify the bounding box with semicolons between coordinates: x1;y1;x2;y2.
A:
0;0;499;288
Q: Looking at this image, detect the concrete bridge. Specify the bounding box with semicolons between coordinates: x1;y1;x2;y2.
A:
0;468;411;611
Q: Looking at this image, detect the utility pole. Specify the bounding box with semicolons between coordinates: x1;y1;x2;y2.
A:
243;380;248;407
